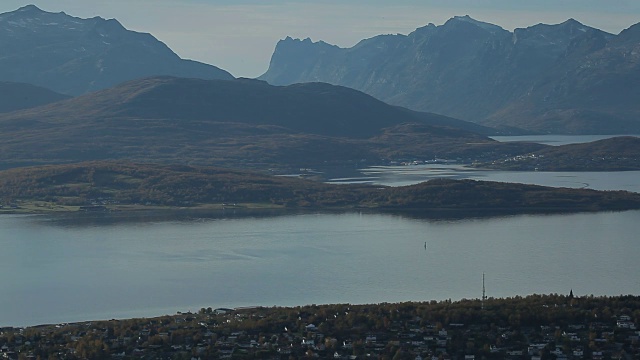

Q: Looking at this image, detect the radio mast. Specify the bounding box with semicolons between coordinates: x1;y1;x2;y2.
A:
482;273;487;310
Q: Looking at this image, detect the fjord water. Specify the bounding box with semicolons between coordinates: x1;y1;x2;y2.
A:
490;134;640;146
339;165;640;190
2;134;639;327
330;134;640;189
1;209;640;327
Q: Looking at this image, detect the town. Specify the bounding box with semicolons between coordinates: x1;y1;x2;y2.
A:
1;294;639;359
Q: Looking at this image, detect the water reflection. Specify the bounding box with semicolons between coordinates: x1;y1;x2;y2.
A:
30;206;610;229
35;208;298;228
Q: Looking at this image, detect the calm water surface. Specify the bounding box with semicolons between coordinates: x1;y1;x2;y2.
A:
1;210;639;327
3;134;639;327
332;165;640;191
490;134;640;146
329;134;640;189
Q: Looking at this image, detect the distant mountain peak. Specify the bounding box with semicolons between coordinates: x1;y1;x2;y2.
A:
275;36;340;53
562;18;584;26
2;5;75;23
0;5;233;95
449;15;506;33
617;22;640;42
9;4;65;18
280;36;333;46
558;18;591;32
261;16;640;134
93;17;126;33
16;4;43;13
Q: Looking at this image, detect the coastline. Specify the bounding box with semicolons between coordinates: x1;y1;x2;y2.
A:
2;199;640;219
2;294;639;359
0;201;285;214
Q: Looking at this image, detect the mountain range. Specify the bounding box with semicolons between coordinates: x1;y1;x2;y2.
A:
260;16;640;134
2;5;638;135
0;6;637;174
0;5;233;95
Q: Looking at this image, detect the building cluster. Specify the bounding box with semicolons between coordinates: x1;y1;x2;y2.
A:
1;301;639;359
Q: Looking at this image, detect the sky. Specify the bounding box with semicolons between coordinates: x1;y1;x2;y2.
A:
1;1;639;78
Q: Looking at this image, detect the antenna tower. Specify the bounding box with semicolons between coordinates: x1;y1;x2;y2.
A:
482;273;487;310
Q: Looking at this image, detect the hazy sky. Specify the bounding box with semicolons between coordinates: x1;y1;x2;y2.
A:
2;1;639;77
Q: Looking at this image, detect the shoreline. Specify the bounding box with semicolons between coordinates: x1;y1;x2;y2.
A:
2;200;640;220
0;201;286;214
2;292;637;330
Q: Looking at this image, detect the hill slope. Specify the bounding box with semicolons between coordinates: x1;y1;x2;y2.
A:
4;76;494;137
0;82;70;113
482;136;640;171
0;5;233;95
483;23;640;133
260;17;640;134
0;76;533;170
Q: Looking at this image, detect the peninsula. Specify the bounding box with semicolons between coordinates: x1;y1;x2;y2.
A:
1;162;639;217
